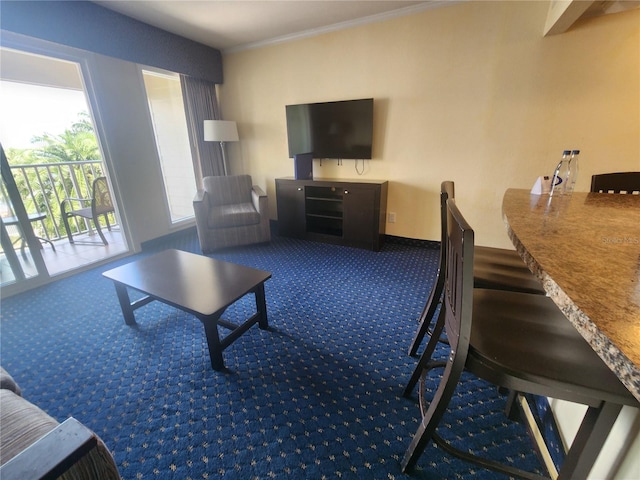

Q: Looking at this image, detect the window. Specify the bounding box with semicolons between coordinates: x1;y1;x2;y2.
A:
142;69;196;224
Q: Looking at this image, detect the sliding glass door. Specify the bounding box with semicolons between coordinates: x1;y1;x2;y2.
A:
0;45;128;296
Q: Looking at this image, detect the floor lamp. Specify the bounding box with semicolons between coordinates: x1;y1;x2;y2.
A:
203;120;239;176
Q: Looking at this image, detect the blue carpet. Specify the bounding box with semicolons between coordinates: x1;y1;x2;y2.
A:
0;230;546;479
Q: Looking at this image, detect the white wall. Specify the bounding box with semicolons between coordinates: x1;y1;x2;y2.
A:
86;53;173;249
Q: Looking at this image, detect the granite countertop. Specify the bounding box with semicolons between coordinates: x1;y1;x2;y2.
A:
502;189;640;403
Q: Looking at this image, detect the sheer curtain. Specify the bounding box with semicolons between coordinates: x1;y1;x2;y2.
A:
180;75;224;186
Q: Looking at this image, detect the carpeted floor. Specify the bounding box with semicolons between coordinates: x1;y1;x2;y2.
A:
0;229;546;479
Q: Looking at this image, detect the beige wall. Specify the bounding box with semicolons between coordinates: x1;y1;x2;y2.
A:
219;0;639;248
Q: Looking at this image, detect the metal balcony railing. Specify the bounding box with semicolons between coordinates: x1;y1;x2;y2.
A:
2;160;114;243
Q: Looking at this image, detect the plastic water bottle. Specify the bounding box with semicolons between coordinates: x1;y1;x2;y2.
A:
551;150;571;196
565;149;580;194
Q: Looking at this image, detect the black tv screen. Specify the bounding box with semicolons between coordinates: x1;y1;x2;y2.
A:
286;98;373;159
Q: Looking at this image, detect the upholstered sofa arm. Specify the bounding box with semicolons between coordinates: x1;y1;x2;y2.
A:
0;417;99;480
0;368;121;480
251;185;267;214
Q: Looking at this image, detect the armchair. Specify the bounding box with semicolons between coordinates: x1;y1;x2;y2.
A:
193;175;271;252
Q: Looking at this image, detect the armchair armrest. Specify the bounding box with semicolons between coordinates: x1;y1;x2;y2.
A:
193;189;206;204
60;197;92;216
193;189;209;229
61;196;92;206
0;418;97;480
65;197;91;203
251;185;267;214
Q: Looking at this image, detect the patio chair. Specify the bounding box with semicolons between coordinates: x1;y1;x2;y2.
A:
61;176;115;245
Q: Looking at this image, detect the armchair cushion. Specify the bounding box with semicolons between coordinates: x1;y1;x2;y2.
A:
208;203;261;228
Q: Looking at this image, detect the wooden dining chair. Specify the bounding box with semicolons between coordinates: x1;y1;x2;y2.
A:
590;172;640;194
401;198;638;478
407;181;544;356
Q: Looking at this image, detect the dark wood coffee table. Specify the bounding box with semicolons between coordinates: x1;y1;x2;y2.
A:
103;249;272;371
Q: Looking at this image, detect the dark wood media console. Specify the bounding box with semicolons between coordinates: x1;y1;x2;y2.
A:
275;177;388;251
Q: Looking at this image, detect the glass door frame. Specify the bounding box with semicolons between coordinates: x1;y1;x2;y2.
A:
1;144;50;295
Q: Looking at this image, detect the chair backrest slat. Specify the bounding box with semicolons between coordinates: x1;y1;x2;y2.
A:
590;172;640;194
443;198;474;358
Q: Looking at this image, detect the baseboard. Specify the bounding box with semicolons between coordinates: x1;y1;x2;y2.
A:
270;220;439;250
519;394;566;478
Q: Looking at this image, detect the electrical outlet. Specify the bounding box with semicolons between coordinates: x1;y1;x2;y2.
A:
388;212;396;223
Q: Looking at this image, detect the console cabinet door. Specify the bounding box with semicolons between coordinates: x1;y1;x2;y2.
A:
276;179;306;238
343;185;377;250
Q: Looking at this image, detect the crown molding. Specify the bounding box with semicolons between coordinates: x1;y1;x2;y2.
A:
223;1;462;54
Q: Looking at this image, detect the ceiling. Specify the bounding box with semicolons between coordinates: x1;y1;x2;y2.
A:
93;1;448;52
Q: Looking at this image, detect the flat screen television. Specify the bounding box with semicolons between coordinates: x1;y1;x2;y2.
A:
286;98;373;159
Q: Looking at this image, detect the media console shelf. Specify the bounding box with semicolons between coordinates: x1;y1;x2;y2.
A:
275;177;388;251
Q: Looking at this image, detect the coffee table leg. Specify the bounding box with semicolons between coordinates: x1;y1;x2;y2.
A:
113;283;136;325
202;316;225;371
255;283;268;330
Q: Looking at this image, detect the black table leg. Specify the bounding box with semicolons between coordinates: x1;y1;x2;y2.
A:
201;313;225;371
113;283;136;325
254;284;268;329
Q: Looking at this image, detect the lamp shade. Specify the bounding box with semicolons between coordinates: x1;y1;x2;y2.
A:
204;120;239;142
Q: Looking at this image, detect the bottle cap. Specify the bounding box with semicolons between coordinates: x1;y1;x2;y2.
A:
563;150;571;155
571;150;580;154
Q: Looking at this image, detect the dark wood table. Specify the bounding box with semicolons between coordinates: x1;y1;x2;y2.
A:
102;249;272;371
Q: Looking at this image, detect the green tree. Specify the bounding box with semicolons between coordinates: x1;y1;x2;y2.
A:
4;112;106;241
30;112;100;163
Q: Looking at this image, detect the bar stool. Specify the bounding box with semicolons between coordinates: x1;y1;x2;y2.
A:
590;172;640;194
408;181;544;357
401;198;638;478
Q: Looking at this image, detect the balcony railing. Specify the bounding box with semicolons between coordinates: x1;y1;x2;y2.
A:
2;160;114;243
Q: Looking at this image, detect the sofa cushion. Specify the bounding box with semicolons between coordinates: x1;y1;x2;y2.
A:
208;202;261;228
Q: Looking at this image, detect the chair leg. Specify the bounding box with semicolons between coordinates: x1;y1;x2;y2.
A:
103;213;112;231
408;270;444;356
61;214;75;244
404;308;446;397
92;216;108;245
504;389;521;421
558;401;622;479
401;356;465;473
